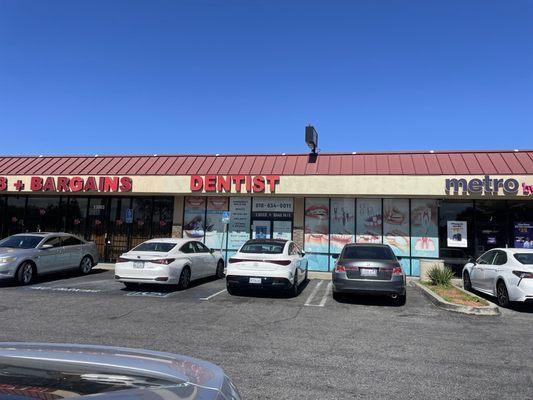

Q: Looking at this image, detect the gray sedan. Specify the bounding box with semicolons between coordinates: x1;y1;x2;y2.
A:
332;243;406;304
0;232;99;285
0;342;241;399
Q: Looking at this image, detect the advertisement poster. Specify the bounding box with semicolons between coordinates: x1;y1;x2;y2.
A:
410;199;439;258
252;221;271;239
273;220;292;240
383;199;410;256
330;198;355;253
304;198;329;253
356;198;382;244
183;197;206;239
447;221;467;248
514;222;533;248
205;197;229;249
228;197;251;250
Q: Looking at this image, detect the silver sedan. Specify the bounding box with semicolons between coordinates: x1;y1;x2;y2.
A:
0;232;99;285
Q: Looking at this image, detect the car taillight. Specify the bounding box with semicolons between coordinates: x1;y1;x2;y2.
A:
270;260;292;266
335;265;346;272
513;270;533;279
117;257;128;263
229;258;242;264
151;258;175;265
392;266;403;276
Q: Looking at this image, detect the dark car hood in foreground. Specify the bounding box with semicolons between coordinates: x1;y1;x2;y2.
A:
0;343;240;400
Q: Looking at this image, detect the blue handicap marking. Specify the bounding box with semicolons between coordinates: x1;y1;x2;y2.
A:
222;211;231;223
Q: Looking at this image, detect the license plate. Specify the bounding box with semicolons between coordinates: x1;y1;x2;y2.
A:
249;277;262;284
360;268;377;277
133;261;144;269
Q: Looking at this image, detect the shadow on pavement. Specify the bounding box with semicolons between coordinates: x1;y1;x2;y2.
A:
0;268;109;288
227;279;312;299
333;292;406;307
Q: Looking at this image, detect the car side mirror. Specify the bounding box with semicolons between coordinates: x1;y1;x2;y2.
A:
332;254;340;259
210;248;215;254
301;251;305;256
40;244;53;250
468;256;476;265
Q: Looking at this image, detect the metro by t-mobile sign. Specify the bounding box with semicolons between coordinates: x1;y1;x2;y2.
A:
190;175;280;193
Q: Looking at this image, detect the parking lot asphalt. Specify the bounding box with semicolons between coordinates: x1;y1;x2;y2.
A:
0;268;532;400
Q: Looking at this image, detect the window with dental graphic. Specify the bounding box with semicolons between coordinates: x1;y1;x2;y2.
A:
304;198;440;274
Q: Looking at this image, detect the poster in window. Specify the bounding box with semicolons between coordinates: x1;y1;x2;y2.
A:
513;222;533;248
304;198;329;253
410;199;438;258
383;199;410;257
273;220;292;240
228;197;251;250
447;221;467;248
205;197;229;249
356;198;382;244
330;198;355;253
183;197;206;239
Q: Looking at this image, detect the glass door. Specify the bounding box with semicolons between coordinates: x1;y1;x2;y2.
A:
252;220;271;239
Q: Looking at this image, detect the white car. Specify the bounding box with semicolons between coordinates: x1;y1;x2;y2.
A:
462;248;533;307
226;239;308;296
115;238;225;289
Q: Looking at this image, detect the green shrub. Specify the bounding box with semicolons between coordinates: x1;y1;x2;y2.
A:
427;265;454;286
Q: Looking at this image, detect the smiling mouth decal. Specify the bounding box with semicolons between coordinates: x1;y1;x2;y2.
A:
306;205;329;219
186;197;205;207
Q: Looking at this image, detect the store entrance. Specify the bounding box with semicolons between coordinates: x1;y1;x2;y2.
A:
250;197;294;241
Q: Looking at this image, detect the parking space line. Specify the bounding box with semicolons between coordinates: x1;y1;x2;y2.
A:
304;280;323;306
200;289;227;301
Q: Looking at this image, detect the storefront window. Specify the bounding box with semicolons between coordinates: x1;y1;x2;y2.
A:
87;197;108;257
383;199;410;257
205;197;229;250
131;197;152;248
356;198;382;244
152;197;173;238
25;196;61;233
65;197;88;238
183;196;206;240
106;197;131;262
474;200;507;256
508;201;533;249
251;197;293;240
228;197;251;251
330;198;355;254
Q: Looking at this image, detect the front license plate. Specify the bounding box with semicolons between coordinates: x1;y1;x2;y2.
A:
360;268;377;277
133;261;144;269
249;277;262;284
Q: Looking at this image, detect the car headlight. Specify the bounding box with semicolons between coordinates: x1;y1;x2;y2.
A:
0;257;17;263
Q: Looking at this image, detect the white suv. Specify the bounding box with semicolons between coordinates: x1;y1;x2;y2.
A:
462;248;533;307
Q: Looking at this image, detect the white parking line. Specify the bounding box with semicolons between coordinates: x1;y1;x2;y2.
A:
304;281;332;307
200;289;227;301
304;280;323;306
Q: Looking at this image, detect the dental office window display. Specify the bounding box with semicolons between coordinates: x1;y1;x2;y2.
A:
410;199;439;258
205;197;229;249
330;198;355;253
356;198;382;244
383;199;410;257
228;197;251;250
304;198;330;253
183;196;206;239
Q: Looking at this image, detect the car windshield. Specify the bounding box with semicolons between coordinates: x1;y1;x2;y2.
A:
240;241;285;254
0;235;43;249
342;246;396;261
513;253;533;265
133;242;176;252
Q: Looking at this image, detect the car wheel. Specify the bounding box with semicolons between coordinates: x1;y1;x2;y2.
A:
463;271;472;291
395;294;407;306
226;285;240;296
496;280;510;307
332;291;343;301
123;282;138;290
79;256;93;275
16;262;34;285
215;260;225;279
178;267;191;290
290;271;299;297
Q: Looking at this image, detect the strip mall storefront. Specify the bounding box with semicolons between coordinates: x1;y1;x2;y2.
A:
0;151;532;276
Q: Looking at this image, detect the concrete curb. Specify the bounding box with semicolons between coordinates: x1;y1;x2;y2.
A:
95;263;115;271
411;280;500;316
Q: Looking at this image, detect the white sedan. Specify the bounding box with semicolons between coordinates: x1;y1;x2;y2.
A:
462;248;533;307
115;238;225;289
226;239;308;296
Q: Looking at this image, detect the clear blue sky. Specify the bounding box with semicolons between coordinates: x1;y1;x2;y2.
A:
0;0;531;156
